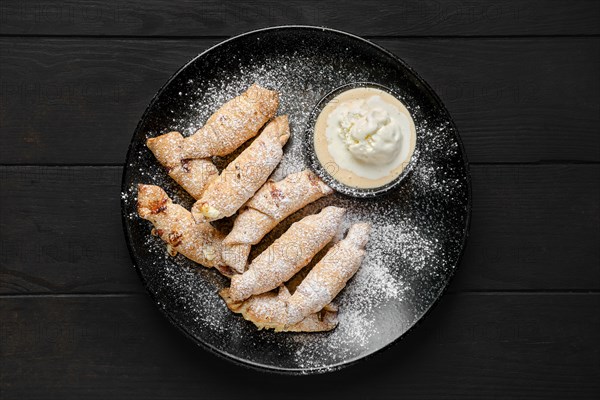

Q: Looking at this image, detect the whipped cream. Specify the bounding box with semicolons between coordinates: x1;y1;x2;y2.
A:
325;93;413;180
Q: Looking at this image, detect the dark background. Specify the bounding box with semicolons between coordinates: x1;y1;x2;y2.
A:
1;1;599;399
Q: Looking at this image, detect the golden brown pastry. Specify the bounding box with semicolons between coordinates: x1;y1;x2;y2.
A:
146;132;218;199
182;83;279;158
227;206;346;303
222;170;333;273
285;222;371;326
137;184;233;277
220;286;338;332
191;115;290;222
146;84;279;198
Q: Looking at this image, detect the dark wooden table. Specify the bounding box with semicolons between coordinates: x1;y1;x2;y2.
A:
1;1;599;398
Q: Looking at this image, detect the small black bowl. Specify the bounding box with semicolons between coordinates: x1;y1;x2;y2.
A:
305;82;421;198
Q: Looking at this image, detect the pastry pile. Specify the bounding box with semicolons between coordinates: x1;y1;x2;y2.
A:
137;84;370;332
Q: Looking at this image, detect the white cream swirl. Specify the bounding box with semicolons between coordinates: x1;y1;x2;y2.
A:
325;94;412;180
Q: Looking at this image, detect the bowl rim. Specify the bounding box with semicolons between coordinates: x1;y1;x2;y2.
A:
304;81;422;198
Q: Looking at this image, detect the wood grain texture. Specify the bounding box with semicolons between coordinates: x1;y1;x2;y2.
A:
1;37;598;164
0;167;132;293
1;165;598;294
0;0;598;397
0;0;598;37
1;293;598;399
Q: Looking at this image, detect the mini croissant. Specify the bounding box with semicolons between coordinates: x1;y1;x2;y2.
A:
220;286;338;332
182;83;279;159
220;223;370;331
285;223;371;326
146;84;279;199
137;184;232;277
228;206;346;302
191;115;290;223
222;170;333;273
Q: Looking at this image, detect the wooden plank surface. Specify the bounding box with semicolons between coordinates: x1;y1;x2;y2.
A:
1;1;599;397
1;165;598;294
0;37;598;164
1;0;599;37
1;293;598;399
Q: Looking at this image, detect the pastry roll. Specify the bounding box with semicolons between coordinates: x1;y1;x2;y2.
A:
146;132;218;199
228;206;346;302
222;170;333;273
137;184;232;277
147;84;278;158
182;83;279;159
191;115;290;222
146;84;278;198
285;223;371;326
220;286;338;332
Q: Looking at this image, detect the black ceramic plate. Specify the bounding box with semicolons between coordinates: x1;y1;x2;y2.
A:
121;26;471;374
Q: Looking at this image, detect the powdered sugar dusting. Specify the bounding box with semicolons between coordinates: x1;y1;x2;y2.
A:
122;28;470;373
